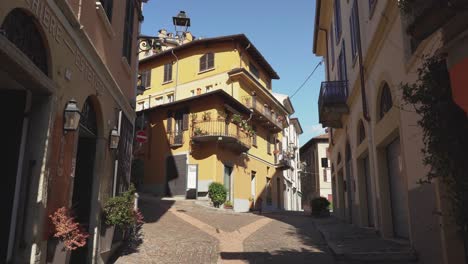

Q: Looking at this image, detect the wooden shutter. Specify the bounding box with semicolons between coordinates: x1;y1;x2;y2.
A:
207;53;214;69
200;54;207;71
146;70;152;88
182;111;189;131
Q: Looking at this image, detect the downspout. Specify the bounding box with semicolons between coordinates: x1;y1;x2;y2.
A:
355;0;379;229
171;49;179;101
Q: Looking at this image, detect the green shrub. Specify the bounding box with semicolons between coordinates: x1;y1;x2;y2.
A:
208;182;227;208
311;197;330;216
104;184;143;229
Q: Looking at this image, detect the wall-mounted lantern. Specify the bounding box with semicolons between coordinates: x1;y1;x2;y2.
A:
109;126;120;149
64;99;81;132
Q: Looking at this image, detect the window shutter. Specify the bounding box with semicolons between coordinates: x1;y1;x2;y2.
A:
167;111;173;133
200;54;206;71
208;53;214;69
182;111;189;131
147;70;152;88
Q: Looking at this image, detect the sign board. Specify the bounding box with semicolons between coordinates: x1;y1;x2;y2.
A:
136;130;147;143
187;164;198;189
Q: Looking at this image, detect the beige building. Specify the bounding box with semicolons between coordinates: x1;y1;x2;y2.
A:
0;0;142;263
314;0;466;263
300;134;331;209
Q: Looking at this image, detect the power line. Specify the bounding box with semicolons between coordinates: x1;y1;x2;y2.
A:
290;60;323;99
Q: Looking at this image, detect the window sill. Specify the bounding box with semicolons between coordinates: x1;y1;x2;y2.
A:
95;2;115;38
162;80;173;85
121;57;132;76
198;67;215;75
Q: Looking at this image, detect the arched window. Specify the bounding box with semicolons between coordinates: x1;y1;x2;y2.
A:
80;98;98;136
358;120;365;144
379;83;393;119
1;9;49;75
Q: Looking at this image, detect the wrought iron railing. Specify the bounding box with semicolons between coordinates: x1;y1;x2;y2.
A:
168;131;184;146
192;120;251;148
242;96;284;129
318;80;348;110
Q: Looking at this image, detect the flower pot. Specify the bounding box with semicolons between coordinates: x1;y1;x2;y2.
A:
46;238;69;264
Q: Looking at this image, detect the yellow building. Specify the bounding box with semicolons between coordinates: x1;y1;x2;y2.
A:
136;34;293;212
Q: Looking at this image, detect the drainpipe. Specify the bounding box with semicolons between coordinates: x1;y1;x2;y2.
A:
171;49;179;101
355;0;379;229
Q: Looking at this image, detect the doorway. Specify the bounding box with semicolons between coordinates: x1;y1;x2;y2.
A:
70;99;98;264
165;155;187;197
386;138;409;239
250;172;256;209
363;156;375;227
224;166;233;201
0;90;26;261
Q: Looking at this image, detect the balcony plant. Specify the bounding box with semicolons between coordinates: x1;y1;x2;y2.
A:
208;182;227;208
310;197;330;217
217;110;227;120
231;114;243;125
202;112;211;121
193;127;206;136
49;207;89;251
273;149;280;155
191;113;198;122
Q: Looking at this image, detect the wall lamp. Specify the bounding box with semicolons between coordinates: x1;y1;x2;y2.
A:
109;126;120;150
64;99;81;132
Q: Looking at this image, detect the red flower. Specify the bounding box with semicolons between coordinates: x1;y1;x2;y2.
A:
49;207;89;251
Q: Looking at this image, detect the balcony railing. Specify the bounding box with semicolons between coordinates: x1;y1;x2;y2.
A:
168;131;184;147
318;80;349;128
191;120;251;151
242;96;284;131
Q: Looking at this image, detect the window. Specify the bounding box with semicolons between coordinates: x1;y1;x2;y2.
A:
205;85;212;93
200;53;214;72
155;96;163;105
99;0;113;21
334;0;342;40
122;0;135;63
267;135;272;154
167;94;174;103
338;43;347;82
350;1;359;61
330;22;335;69
266;79;271;89
321;158;329;168
249;62;259;78
358;120;366;143
369;0;377;17
266;177;272;205
140;70;151;89
379;83;393;119
323;169;328;182
163;63;173;82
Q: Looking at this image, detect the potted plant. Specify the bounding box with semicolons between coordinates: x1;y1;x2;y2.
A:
310;197;331;217
217;110;227;120
47;207;89;263
273;149;280;155
208;182;227;208
103;185;144;242
191;113;198;122
193;127;204;136
224;200;233;209
231;114;243;125
202;112;211;121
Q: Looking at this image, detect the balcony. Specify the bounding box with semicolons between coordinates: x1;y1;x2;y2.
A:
275;153;293;171
318;80;349;128
403;0;468;42
191;120;251;152
168;131;184;147
242;96;285;132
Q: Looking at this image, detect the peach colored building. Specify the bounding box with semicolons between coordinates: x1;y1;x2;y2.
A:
314;0;466;263
0;0;143;263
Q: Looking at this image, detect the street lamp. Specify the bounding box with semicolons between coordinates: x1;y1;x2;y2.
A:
173;11;191;37
63;99;81;132
109;126;120;149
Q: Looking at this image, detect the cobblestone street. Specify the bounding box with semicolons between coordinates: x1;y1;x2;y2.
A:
114;197;337;264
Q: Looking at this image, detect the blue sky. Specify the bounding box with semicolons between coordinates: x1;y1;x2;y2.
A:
141;0;325;145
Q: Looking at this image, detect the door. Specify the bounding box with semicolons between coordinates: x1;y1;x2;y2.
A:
363;156;375;227
166;155;187;197
0;90;26;262
224;166;233;201
276;178;281;209
250;172;256;208
387;139;409;239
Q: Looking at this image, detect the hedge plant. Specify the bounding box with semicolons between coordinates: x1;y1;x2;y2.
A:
208;182;227;208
